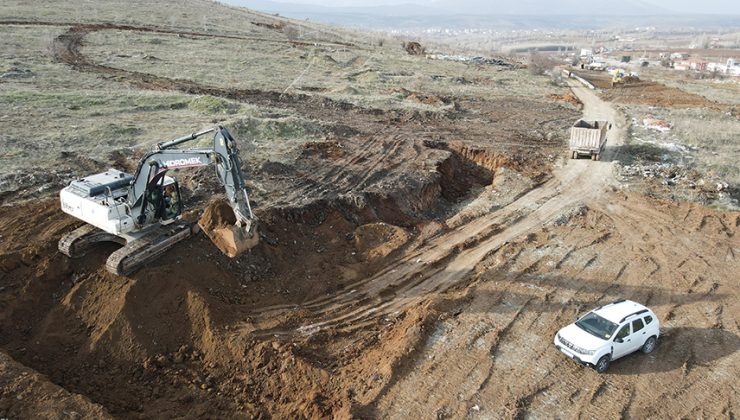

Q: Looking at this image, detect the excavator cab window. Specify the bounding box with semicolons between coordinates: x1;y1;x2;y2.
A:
145;178;182;222
163;182;182;221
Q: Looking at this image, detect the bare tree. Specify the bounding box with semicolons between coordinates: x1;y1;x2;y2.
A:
528;51;557;76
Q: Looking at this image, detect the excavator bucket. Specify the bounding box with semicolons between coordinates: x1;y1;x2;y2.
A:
198;199;259;257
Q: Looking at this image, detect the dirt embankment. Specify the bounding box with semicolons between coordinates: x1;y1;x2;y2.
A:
572;70;723;109
0;351;111;419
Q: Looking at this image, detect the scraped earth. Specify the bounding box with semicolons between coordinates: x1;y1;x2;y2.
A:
572;70;724;109
1;21;739;420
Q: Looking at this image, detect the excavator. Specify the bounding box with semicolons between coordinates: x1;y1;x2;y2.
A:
58;126;258;276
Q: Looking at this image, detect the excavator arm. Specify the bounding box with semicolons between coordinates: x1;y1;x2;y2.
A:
127;127;255;230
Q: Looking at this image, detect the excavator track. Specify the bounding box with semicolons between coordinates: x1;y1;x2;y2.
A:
58;224;125;258
105;222;193;276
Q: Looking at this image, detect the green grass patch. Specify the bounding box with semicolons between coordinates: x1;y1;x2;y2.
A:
188;95;241;114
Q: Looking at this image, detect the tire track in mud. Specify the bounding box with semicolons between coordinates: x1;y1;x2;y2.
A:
0;20;455;129
48;23;365;118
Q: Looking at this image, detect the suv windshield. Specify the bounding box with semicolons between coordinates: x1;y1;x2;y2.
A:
576;312;618;340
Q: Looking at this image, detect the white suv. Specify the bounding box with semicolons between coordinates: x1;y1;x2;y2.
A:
553;299;659;373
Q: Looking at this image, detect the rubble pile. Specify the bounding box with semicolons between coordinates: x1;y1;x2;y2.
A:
642;114;672;132
426;53;518;68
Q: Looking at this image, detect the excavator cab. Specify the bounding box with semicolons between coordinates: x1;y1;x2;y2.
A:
146;176;182;224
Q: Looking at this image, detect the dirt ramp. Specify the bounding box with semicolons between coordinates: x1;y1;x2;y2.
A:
198;199;259;258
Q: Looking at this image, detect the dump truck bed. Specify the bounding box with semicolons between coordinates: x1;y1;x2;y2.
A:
569;120;608;158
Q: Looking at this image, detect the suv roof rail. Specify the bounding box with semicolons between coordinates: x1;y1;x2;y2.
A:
595;298;626;311
619;308;649;323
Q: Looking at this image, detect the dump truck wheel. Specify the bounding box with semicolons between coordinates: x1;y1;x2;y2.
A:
595;153;601;161
591;154;596;161
572;151;578;159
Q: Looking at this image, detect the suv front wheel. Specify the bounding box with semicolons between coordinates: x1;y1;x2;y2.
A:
595;355;610;373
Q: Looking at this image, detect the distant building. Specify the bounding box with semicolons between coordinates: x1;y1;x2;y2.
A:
707;62;726;73
727;58;740;77
689;60;708;72
670;52;689;60
673;61;690;71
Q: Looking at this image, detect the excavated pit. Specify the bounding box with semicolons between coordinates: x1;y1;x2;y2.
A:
0;145;521;418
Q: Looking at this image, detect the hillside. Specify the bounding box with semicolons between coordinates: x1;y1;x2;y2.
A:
1;1;738;419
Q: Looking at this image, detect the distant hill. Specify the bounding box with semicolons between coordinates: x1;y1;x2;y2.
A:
227;0;668;16
221;0;740;29
432;0;666;15
228;0;448;16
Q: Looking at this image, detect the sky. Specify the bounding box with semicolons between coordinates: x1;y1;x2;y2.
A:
249;0;740;14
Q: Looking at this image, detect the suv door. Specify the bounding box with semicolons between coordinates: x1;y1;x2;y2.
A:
612;324;633;359
632;317;647;349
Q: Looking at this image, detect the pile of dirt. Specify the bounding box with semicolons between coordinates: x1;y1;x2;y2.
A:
391;87;450;107
548;92;582;108
198;198;258;258
302;140;345;159
642;114;672;132
573;71;720;109
353;222;410;260
404;41;424;56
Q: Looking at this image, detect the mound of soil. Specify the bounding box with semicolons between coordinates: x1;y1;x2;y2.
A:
391;87;450;107
548;92;582;107
404;41;424;55
354;223;410;260
572;71;721;109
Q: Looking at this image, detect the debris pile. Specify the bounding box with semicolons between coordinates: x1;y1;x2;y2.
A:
426;53;516;67
617;162;735;203
642;115;672;132
404;41;424;55
0;67;34;79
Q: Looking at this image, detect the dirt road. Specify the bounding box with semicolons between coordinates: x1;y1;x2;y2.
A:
366;81;740;418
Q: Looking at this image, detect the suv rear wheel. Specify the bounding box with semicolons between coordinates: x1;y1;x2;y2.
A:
641;336;657;354
595;355;610;373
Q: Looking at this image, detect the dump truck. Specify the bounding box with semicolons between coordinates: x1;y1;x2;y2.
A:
569;119;609;161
